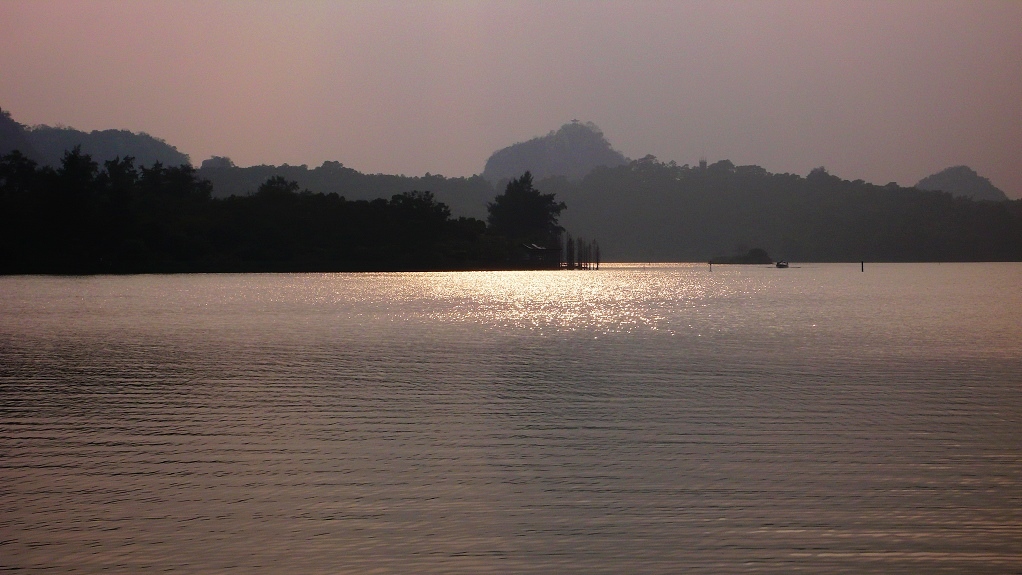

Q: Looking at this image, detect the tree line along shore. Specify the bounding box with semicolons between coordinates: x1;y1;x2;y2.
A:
2;149;1022;274
4;110;1021;268
0;150;569;274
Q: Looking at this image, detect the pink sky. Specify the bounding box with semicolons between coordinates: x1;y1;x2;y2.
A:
2;1;1020;196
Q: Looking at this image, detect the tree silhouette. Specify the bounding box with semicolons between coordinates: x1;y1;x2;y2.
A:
256;175;302;197
486;171;566;244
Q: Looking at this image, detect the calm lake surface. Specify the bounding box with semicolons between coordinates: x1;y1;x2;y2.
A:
1;263;1020;574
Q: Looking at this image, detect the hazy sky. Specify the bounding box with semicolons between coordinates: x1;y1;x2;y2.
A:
2;1;1020;196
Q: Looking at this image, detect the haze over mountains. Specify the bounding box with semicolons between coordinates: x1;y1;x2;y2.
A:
2;108;1020;263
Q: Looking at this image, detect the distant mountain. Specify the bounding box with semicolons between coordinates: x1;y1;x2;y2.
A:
482;121;628;183
27;125;190;168
916;166;1008;202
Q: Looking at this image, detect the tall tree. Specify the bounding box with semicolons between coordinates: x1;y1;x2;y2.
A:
486;171;566;244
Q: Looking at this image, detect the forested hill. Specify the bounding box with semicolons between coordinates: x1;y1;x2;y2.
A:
0;109;190;168
542;158;1022;262
26;126;191;168
198;161;494;220
0;109;42;162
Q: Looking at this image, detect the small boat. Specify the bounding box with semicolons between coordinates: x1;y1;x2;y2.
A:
775;261;789;268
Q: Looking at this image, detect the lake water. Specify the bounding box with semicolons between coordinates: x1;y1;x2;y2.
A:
1;263;1020;574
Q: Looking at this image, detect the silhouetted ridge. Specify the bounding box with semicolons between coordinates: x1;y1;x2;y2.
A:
0;108;43;162
483;121;628;183
537;157;1022;262
197;160;494;220
0;108;189;168
26;125;190;168
916;166;1008;202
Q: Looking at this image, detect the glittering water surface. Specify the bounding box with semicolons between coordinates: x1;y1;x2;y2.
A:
1;263;1020;574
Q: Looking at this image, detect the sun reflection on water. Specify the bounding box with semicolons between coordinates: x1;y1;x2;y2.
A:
413;263;711;334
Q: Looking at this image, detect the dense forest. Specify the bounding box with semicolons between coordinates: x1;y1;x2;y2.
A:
542;157;1022;262
0;150;564;274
